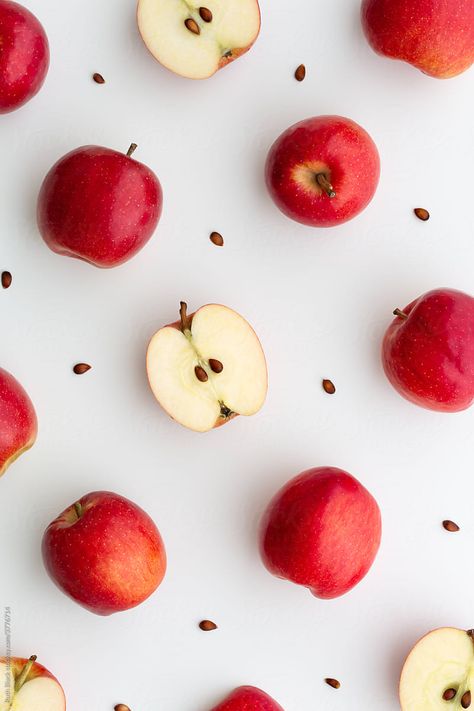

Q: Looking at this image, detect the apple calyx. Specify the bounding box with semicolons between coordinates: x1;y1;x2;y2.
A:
14;655;37;693
126;143;138;158
393;308;408;320
316;172;336;198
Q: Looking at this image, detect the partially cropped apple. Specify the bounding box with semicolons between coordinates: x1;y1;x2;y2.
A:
0;655;65;710
0;1;49;113
37;144;163;268
0;367;37;478
361;0;474;79
42;491;167;615
265;116;380;228
400;628;474;710
137;0;261;79
147;302;268;432
260;467;381;599
210;686;284;710
382;288;474;412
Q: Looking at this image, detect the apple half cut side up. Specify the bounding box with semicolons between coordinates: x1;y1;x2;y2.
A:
146;302;268;432
137;0;261;79
0;656;66;711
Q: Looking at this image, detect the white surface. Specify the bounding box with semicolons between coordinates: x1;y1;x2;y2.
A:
1;0;474;709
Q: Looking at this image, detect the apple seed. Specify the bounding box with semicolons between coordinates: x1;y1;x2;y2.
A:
414;208;430;221
443;689;457;701
210;231;224;246
443;520;460;532
73;363;91;375
322;379;336;395
92;72;105;84
199;619;218;631
1;271;12;289
316;173;336;198
294;64;306;81
209;359;223;373
185;18;200;35
199;7;213;22
195;365;209;382
114;705;131;711
462;691;471;709
325;678;341;689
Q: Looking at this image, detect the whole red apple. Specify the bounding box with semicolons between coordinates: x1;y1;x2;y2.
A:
210;686;284;711
265;115;380;228
0;654;65;710
382;288;474;412
42;491;167;615
361;0;474;79
37;144;163;268
260;467;381;599
0;367;37;478
0;0;49;113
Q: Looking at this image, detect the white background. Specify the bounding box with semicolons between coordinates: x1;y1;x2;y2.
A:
1;0;474;709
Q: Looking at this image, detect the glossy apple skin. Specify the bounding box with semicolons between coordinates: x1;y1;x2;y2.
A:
0;656;66;707
361;0;474;79
210;686;284;711
42;491;167;615
0;1;49;113
265;116;380;228
37;145;163;268
0;367;37;477
260;467;381;599
382;289;474;412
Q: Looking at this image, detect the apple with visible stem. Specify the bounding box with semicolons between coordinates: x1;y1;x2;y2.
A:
400;628;474;710
0;367;37;478
42;491;167;615
382;288;474;412
0;1;49;114
0;655;65;710
361;0;474;79
137;0;261;80
37;143;163;268
265;115;380;228
146;301;268;432
260;467;381;599
210;686;284;710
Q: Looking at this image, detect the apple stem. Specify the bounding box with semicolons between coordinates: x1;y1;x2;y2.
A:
14;655;37;693
316;173;336;199
179;301;192;334
393;308;408;320
126;143;138;158
74;502;83;520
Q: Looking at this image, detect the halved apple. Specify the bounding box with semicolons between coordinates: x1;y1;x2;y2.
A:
400;628;474;710
146;302;267;432
0;655;66;711
137;0;261;80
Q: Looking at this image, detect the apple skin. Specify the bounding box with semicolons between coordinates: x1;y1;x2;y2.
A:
0;1;49;113
260;467;382;599
265;116;380;228
0;656;66;709
42;491;167;615
0;367;37;478
382;288;474;412
361;0;474;79
210;686;284;711
37;145;163;268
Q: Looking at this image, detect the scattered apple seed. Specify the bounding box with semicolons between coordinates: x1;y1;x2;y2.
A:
92;72;105;84
443;689;457;701
195;365;208;382
210;231;224;246
1;271;12;289
209;359;223;373
114;705;131;711
443;520;460;532
414;207;430;221
325;678;341;690
316;173;336;198
185;18;200;35
199;7;213;22
294;64;306;81
73;363;92;375
322;379;336;395
199;619;218;631
462;691;471;709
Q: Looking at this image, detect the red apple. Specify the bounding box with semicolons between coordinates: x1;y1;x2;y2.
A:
210;686;284;711
0;654;65;710
0;1;49;113
37;143;163;268
42;491;167;615
265;115;380;228
361;0;474;79
382;288;474;412
0;367;37;478
260;467;382;599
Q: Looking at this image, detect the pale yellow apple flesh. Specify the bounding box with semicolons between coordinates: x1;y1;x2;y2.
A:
137;0;260;79
0;660;65;711
400;628;474;711
147;303;267;432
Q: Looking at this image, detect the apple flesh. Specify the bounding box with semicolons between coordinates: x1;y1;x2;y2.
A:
382;288;474;412
260;467;381;599
265;115;380;228
42;491;167;615
361;0;474;79
37;144;163;268
210;686;284;710
0;367;37;478
137;0;260;80
146;302;268;432
400;628;474;710
0;655;65;711
0;1;49;113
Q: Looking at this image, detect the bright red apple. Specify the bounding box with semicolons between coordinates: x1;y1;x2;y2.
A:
210;686;284;711
37;143;163;268
0;654;65;710
265;115;380;228
42;491;167;615
260;467;382;599
361;0;474;79
0;0;49;113
0;367;37;478
382;288;474;412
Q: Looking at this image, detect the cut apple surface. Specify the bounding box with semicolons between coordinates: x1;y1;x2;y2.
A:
0;656;66;711
400;628;474;711
137;0;261;79
147;302;267;432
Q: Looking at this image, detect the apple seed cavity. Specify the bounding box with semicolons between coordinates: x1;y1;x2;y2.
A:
316;172;336;198
295;64;306;81
1;271;12;289
185;18;200;35
325;678;341;689
199;619;218;631
199;7;212;22
443;520;460;532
